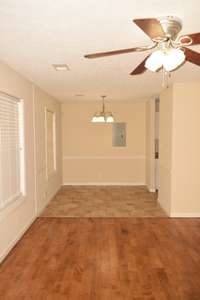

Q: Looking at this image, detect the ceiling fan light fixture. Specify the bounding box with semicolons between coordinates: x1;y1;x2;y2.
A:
145;50;164;72
145;48;185;73
85;17;200;76
163;48;185;71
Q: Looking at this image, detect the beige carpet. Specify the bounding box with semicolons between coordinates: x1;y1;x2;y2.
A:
41;186;166;218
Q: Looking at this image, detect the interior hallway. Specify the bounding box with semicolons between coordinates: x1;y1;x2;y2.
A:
1;217;200;300
41;186;166;218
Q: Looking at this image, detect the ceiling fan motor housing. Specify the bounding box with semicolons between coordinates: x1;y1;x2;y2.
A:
158;16;182;40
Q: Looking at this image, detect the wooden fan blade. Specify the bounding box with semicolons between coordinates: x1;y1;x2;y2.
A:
184;47;200;66
179;33;200;45
133;18;165;39
130;56;149;75
85;47;145;59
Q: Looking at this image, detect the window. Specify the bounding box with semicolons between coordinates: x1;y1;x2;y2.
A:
0;92;25;210
45;108;56;178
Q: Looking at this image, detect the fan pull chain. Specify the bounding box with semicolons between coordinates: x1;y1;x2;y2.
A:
162;69;171;89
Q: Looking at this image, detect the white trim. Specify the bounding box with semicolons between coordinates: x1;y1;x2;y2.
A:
0;95;25;210
0;215;36;264
45;108;57;180
170;213;200;218
148;188;156;193
62;182;145;186
157;198;170;217
0;90;21;102
19;99;26;196
32;84;38;216
63;155;146;160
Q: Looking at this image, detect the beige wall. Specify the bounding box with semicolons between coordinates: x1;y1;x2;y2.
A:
0;62;35;262
62;100;146;184
159;86;173;215
159;83;200;217
171;83;200;216
0;62;62;262
145;98;155;192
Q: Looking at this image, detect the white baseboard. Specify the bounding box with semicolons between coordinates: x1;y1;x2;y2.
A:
0;215;36;264
170;213;200;218
37;185;61;216
157;199;170;217
148;188;156;193
62;182;145;186
0;185;62;264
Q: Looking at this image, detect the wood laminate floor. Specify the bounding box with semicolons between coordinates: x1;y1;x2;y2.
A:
0;217;200;300
41;186;166;218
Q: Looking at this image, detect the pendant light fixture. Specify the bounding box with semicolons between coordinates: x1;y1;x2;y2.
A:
91;95;115;123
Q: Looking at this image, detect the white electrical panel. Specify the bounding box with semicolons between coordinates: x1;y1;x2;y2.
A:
112;122;126;147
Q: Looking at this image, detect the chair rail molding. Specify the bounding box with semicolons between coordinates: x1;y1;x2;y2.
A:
63;155;146;160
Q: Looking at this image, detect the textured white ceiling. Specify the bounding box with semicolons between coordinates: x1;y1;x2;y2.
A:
0;0;200;101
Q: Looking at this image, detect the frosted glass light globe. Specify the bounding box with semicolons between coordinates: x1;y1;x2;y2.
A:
91;115;98;122
97;116;105;122
163;48;185;72
145;50;165;72
106;116;114;123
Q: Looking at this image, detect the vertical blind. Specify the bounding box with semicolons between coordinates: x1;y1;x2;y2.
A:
0;93;24;210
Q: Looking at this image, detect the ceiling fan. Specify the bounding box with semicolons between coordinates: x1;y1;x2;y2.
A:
84;16;200;75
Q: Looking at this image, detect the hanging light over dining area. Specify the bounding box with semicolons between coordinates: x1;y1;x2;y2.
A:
91;95;115;123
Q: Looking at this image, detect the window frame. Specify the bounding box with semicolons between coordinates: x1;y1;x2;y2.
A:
45;107;57;180
0;91;25;211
